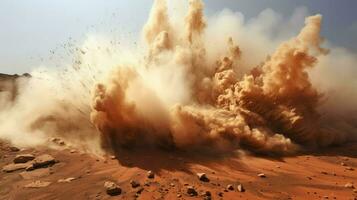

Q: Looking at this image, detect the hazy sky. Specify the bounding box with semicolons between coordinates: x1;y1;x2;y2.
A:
1;0;356;74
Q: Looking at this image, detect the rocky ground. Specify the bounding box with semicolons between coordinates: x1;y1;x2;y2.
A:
1;139;357;200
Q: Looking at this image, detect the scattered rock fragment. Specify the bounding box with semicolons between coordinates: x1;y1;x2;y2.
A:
9;146;20;152
110;155;116;160
203;191;211;200
218;192;224;197
14;154;35;163
197;173;209;182
237;184;245;192
187;186;198;196
50;138;65;146
136;187;144;196
345;167;354;171
58;177;76;183
258;173;266;178
25;180;51;188
130;180;140;188
104;181;121;196
341;162;347;166
147;170;155;179
227;184;234;190
345;183;355;189
177;194;182;198
2;163;30;173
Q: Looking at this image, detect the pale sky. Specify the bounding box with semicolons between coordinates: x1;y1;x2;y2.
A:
1;0;356;74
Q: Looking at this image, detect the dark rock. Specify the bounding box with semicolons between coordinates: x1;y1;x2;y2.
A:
104;181;121;196
196;173;209;182
130;180;140;188
147;170;155;179
227;184;234;190
187;186;198;196
14;154;35;163
9;146;20;152
203;191;212;200
26;154;56;171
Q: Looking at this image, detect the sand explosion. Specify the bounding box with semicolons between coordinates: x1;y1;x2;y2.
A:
0;0;356;155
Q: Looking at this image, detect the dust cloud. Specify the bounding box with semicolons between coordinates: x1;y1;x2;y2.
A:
1;0;356;155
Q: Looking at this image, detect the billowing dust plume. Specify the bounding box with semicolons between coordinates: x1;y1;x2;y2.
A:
1;0;356;155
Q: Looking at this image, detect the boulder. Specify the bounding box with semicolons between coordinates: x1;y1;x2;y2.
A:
26;154;56;171
14;154;35;163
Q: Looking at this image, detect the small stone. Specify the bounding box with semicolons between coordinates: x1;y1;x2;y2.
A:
70;150;76;153
345;167;354;171
218;192;224;197
187;186;198;196
14;154;35;163
130;180;140;188
196;173;209;182
203;191;212;200
58;177;76;183
147;170;155;179
25;180;51;188
321;171;328;175
345;183;355;189
104;181;121;196
341;162;347;166
227;184;234;190
258;173;266;178
177;194;182;198
323;196;329;199
136;187;144;194
26;154;56;171
237;184;245;192
110;156;116;160
9;146;20;152
2;163;30;172
170;183;175;187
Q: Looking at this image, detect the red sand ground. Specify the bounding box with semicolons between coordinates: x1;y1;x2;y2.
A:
1;140;357;200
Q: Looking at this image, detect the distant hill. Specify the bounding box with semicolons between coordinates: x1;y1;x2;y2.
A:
0;73;31;101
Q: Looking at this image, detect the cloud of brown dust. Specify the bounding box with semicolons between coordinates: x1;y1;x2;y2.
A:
1;0;356;155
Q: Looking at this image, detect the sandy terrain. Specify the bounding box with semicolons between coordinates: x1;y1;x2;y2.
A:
1;140;357;200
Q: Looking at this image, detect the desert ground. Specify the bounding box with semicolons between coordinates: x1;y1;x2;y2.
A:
1;139;357;200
